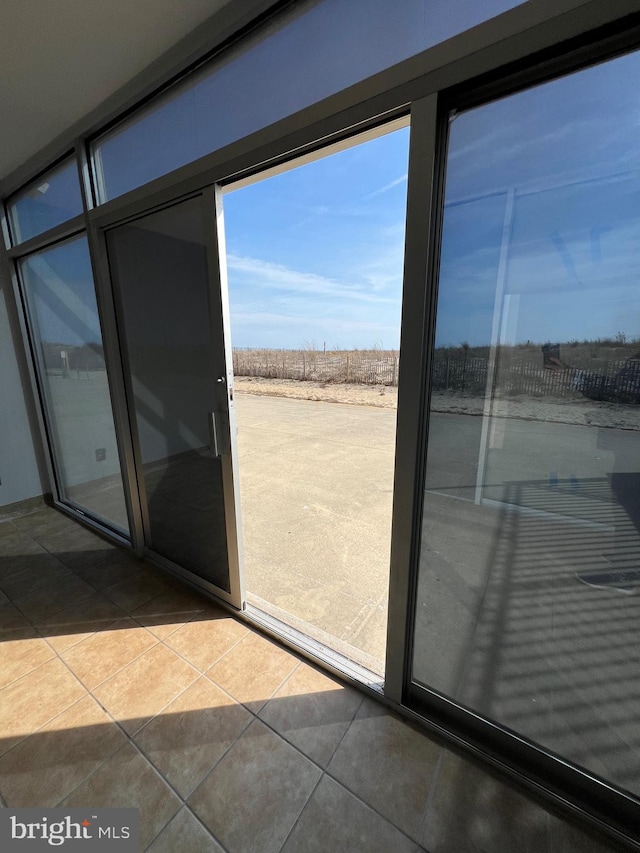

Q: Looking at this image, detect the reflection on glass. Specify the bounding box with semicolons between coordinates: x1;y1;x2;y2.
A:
413;49;640;796
93;0;523;201
224;126;410;675
19;237;128;532
9;159;83;244
106;198;231;590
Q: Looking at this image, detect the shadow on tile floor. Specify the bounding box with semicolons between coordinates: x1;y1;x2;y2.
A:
0;508;626;852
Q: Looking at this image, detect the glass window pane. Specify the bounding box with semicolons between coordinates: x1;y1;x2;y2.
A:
413;48;640;796
8;158;83;244
93;0;524;201
19;236;129;533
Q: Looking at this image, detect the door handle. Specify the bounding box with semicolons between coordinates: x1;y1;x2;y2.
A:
208;411;221;458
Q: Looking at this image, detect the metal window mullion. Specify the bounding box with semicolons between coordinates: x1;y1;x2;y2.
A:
6;215;86;260
384;92;446;704
75;139;95;212
7;256;60;505
85;216;144;551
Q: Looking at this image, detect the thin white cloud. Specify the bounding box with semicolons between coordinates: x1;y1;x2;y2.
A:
365;173;408;198
226;253;397;305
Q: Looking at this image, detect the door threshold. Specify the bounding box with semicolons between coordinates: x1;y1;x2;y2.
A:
243;598;384;693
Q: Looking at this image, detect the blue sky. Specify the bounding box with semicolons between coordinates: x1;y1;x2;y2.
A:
434;48;640;349
223;46;640;354
222;127;410;351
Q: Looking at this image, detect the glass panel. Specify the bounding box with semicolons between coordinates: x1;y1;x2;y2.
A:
8;158;83;244
93;0;523;201
19;236;129;532
413;49;640;796
224;125;410;674
106;197;231;590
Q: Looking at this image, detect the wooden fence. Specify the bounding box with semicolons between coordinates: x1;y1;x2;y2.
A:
233;348;638;399
431;356;636;399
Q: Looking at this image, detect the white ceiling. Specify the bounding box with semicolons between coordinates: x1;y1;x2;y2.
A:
0;0;235;181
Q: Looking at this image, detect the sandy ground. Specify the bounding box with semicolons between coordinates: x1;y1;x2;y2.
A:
234;377;640;430
234;376;398;408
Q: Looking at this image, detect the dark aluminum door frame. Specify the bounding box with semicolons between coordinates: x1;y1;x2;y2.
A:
100;185;245;609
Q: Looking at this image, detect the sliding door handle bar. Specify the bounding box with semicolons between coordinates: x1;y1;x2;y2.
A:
209;411;221;458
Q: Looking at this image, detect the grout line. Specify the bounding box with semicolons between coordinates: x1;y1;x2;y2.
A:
0;678;90;769
321;764;431;851
170;707;255;804
57;623;163;694
143;803;232;853
10;577;96;628
199;624;254;671
155;625;250;683
277;771;325;852
323;691;366;769
127;600;211;642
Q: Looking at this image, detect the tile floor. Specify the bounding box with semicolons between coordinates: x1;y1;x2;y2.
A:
0;505;622;852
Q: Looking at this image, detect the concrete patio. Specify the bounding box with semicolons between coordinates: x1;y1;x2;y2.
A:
235;392;396;674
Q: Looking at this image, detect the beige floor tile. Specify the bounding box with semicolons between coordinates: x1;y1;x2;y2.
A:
134;676;252;798
147;806;224;852
103;567;173;613
36;527;116;572
93;644;199;736
61;618;158;690
0;658;87;756
327;698;440;842
164;608;249;670
10;509;73;540
0;632;55;689
189;720;321;853
131;586;210;640
14;574;96;623
206;631;299;712
0;552;48;589
38;592;125;653
0;602;33;639
76;550;147;591
0;694;127;807
281;775;422;853
61;742;181;850
0;538;47;572
259;662;363;767
0;555;73;600
423;747;550;853
0;520;18;538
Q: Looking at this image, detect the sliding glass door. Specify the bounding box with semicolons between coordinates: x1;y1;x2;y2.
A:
410;47;640;799
105;193;244;605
